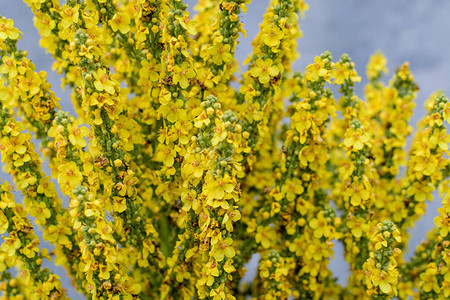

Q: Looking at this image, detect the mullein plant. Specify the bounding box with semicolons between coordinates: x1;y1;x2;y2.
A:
0;0;448;299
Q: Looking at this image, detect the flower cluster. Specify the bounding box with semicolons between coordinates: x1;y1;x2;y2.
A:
0;181;67;299
363;60;419;225
0;1;448;299
415;194;450;299
363;221;402;298
397;94;448;235
0;107;83;290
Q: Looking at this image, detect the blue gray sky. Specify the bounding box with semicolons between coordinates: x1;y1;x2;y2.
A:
1;0;449;298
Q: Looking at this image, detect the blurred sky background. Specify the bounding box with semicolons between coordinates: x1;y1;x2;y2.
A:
0;0;449;298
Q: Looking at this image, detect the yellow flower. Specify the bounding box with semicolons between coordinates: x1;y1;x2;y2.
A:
396;62;412;80
1;231;21;256
112;193;127;212
339;161;355;180
0;79;9;100
222;208;241;232
197;261;219;287
406;181;434;202
45;220;71;247
211;123;228;146
16;171;37;189
12;153;32;168
172;62;196;89
21;239;39;258
83;201;101;219
371;268;398;295
205;174;234;201
95;221;116;244
250;58;279;84
93;69;116;94
429;127;450;151
309;216;333;239
2;133;28;157
332;61;349;85
158;87;172;106
98;264;111;280
306;56;329;82
12;207;29;231
109;12;131;34
208;42;233;65
443;102;450;123
139;59;160;82
344;127;369;150
157;144;177;167
78;44;93;59
255;226;276;249
345;182;371;207
0;55;17;79
420;264;440;293
57;162;83;193
0;211;8;234
17;69;42;96
37;176;55;198
292;107;312;140
281;179;304;201
68;121;90;148
135;25;149;42
210;283;227;300
213;237;235;261
181;190;198;212
0;18;20;40
194;110;211;128
159;99;187;123
366;52;387;80
349;68;361;82
173;263;191;283
223;259;235;273
33;13;55;37
261;25;284;48
182;153;204;180
298;146;315;168
175;13;197;35
29;201;51;225
347;217;370;238
427;112;443;128
173;121;192;145
433;206;450;237
59;4;79;30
